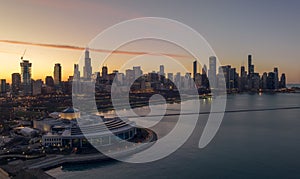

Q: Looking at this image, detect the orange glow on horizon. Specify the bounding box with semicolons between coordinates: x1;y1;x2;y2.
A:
0;40;299;84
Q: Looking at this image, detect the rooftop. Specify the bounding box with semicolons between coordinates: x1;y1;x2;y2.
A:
61;107;79;114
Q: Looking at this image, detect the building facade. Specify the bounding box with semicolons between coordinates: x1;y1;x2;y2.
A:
20;60;32;95
54;63;62;85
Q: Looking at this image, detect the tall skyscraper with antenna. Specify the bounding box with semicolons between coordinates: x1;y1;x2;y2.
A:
248;54;254;75
83;48;92;80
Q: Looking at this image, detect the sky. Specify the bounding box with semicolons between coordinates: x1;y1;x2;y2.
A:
0;0;299;83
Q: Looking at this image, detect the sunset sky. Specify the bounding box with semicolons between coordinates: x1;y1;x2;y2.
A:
0;0;299;83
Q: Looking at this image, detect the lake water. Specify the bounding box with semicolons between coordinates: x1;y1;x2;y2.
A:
47;93;300;179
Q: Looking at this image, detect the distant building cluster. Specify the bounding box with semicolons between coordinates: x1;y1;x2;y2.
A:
0;49;287;97
215;55;287;92
1;59;73;97
73;50;287;94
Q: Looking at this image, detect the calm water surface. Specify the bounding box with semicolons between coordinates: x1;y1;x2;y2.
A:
47;93;300;179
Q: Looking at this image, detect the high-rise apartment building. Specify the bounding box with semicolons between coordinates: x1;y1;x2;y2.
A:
193;60;197;80
208;56;217;88
11;73;21;95
54;63;62;85
20;59;32;95
73;64;80;80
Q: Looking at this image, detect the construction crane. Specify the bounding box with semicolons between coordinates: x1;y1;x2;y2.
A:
21;49;26;60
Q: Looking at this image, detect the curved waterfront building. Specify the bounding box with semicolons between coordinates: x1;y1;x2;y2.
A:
42;116;136;148
41;108;137;148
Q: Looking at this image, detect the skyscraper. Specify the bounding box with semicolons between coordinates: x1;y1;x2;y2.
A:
229;68;238;89
73;64;80;80
83;48;92;80
133;66;142;79
193;60;197;80
159;65;165;77
239;66;247;91
183;73;192;89
208;56;217;88
20;59;32;95
219;65;231;89
240;66;246;77
102;66;108;80
114;71;124;85
167;73;174;82
280;73;286;88
32;79;43;96
201;65;209;89
174;72;181;89
54;63;62;85
267;72;276;90
125;69;135;85
248;55;252;75
45;76;54;87
261;72;268;90
148;71;159;82
248;55;254;75
202;64;207;76
0;79;6;94
274;67;279;89
250;73;260;91
11;73;21;95
158;65;165;82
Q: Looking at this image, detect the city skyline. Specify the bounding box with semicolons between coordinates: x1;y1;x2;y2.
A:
0;39;298;84
0;51;288;86
0;0;300;83
0;49;288;96
0;45;293;88
1;2;300;178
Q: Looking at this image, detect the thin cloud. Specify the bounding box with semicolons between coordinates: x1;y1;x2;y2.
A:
0;40;190;59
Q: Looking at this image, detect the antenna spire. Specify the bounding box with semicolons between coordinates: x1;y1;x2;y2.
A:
21;49;26;60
